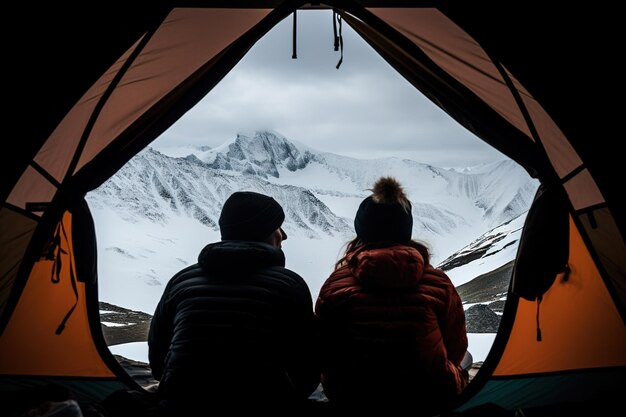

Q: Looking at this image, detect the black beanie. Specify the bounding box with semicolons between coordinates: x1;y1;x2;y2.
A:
219;191;285;241
354;197;413;243
354;177;413;244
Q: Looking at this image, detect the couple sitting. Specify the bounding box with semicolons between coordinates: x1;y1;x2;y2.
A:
148;176;469;415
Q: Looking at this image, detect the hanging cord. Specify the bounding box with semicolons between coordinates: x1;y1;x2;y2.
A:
49;220;79;335
48;224;65;283
292;10;297;59
333;10;344;69
535;295;543;342
333;10;339;51
534;266;571;342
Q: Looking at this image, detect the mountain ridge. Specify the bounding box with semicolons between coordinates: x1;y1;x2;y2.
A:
145;130;538;252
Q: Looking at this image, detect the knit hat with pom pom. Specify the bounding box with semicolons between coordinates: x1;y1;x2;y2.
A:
354;177;413;243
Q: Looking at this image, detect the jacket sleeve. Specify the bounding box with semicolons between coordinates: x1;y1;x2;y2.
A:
314;270;348;375
148;281;174;381
441;274;468;367
314;274;339;335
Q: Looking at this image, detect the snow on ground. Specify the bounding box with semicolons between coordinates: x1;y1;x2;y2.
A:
101;322;130;327
110;341;149;363
467;333;496;363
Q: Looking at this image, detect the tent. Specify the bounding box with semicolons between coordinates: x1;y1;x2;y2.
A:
1;0;624;414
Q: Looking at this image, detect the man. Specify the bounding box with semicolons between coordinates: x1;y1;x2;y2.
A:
148;191;319;414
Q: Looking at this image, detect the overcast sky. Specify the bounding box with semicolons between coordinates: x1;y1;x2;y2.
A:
154;10;506;168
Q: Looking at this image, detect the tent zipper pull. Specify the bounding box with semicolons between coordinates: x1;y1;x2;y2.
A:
292;10;297;59
333;11;343;69
53;220;79;335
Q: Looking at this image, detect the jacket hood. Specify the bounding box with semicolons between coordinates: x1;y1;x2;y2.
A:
198;240;285;275
347;245;425;289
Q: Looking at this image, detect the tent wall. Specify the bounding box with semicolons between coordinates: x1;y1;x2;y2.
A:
494;217;626;376
2;2;167;202
0;203;137;403
0;213;37;324
576;208;626;310
5;8;272;213
455;218;626;411
0;211;114;377
73;8;272;175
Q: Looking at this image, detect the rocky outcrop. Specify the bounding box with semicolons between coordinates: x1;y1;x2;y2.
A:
465;304;501;333
99;302;152;346
455;261;514;304
488;299;506;313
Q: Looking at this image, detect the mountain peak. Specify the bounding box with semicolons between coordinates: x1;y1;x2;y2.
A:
236;129;284;141
204;130;314;178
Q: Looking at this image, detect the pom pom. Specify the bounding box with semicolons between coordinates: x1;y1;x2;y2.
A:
371;176;408;205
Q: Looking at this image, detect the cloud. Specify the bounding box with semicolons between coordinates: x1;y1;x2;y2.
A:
158;10;507;168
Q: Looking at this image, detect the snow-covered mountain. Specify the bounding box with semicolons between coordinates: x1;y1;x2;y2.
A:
87;130;539;314
87;147;351;240
162;130;537;259
441;213;527;288
196;130;315;178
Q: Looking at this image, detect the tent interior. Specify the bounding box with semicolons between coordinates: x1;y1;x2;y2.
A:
1;1;624;415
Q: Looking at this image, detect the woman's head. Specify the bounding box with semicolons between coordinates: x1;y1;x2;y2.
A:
335;177;430;269
354;177;413;244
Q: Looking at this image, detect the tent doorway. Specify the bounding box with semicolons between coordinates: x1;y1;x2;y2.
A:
85;9;539;390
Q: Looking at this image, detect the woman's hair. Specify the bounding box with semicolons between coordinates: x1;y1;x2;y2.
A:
335;237;431;270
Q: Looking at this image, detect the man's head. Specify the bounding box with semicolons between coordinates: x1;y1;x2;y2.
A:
218;191;287;246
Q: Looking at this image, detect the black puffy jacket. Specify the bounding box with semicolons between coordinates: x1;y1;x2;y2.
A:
148;240;319;411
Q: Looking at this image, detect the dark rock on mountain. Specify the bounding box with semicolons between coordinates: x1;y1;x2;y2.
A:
488;299;506;313
99;302;152;346
465;304;501;333
456;260;513;304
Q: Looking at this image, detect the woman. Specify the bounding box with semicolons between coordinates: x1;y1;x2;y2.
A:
315;177;468;414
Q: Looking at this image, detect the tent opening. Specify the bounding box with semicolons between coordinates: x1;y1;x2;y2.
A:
83;9;539;391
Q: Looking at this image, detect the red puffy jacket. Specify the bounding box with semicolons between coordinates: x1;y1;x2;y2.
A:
315;244;468;410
